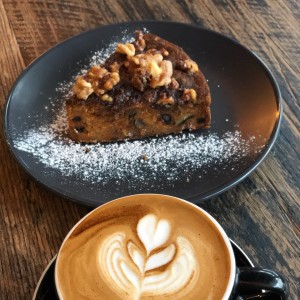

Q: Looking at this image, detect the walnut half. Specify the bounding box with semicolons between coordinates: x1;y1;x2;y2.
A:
128;50;173;90
72;65;120;100
116;43;135;57
73;76;93;100
150;60;173;88
182;88;197;103
103;72;120;90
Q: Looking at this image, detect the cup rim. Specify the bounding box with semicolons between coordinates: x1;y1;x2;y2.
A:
55;193;236;300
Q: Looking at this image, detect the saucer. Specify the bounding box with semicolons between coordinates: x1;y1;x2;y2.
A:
33;240;253;299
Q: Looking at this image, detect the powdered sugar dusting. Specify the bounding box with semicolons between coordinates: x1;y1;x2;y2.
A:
12;29;260;188
55;28;146;97
14;106;257;185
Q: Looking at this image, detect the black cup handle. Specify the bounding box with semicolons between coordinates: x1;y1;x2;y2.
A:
234;267;289;300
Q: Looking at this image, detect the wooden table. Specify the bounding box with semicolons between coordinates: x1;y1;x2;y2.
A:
0;0;299;299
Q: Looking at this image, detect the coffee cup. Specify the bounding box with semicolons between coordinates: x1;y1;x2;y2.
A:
55;194;288;299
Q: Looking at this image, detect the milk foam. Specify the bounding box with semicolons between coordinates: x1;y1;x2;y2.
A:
98;214;197;299
56;195;232;299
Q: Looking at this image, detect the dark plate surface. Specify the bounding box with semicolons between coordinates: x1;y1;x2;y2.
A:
5;21;281;207
33;240;254;300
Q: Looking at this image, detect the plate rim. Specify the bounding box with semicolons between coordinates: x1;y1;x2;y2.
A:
4;21;283;206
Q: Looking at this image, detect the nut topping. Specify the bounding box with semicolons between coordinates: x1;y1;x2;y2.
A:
157;93;175;106
101;94;113;102
109;62;122;72
73;76;94;100
169;78;179;90
184;60;199;72
150;60;173;88
182;89;197;103
72;32;183;100
87;65;108;80
103;72;120;90
72;66;120;100
116;43;135;57
162;49;169;56
133;31;146;52
176;59;199;73
127;50;173;90
130;52;163;68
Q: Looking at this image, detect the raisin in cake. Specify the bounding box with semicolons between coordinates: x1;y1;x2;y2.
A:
66;31;211;143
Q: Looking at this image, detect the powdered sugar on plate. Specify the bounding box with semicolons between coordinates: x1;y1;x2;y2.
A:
14;107;257;185
12;30;260;187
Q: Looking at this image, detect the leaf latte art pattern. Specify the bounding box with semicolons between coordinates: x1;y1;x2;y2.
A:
98;214;197;299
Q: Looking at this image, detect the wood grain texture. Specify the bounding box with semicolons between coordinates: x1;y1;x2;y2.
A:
0;0;299;299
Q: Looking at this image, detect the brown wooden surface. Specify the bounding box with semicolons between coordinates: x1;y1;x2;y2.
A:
0;0;299;299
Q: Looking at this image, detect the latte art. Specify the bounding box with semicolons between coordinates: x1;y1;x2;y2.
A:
56;195;232;300
99;214;197;299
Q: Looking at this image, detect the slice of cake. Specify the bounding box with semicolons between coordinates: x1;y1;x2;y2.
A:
66;31;211;143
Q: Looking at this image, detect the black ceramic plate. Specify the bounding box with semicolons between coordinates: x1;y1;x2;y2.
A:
32;240;254;300
5;22;281;207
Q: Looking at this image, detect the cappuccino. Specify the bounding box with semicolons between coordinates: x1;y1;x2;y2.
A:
55;194;234;299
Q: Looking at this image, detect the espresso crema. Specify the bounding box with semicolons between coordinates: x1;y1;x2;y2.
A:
56;195;232;299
